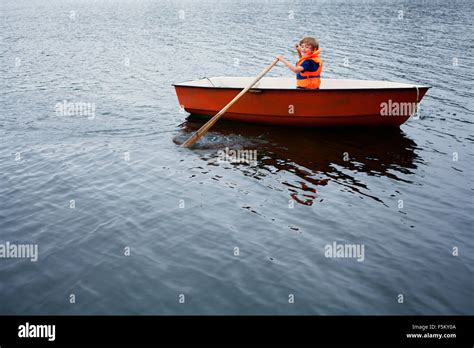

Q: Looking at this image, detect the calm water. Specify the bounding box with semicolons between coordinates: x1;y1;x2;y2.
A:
1;0;473;314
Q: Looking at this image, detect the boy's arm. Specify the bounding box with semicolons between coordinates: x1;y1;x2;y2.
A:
276;55;304;73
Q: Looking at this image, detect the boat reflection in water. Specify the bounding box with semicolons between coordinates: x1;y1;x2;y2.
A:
179;117;421;206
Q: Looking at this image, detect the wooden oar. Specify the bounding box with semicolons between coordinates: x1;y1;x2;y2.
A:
181;58;280;148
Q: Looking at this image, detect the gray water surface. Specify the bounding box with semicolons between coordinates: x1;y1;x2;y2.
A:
1;0;473;314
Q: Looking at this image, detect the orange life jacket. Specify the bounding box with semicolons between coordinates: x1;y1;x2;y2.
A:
296;49;323;89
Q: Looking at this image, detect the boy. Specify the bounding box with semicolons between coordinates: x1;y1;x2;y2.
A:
276;36;323;89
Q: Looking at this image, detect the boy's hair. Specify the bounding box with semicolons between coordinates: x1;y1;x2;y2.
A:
300;37;319;50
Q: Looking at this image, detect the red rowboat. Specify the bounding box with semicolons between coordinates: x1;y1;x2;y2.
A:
173;77;430;127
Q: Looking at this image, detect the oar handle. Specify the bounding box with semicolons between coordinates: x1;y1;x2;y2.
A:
296;44;302;58
181;58;280;148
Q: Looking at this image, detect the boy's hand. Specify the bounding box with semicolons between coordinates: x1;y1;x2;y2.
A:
295;43;300;50
276;55;284;61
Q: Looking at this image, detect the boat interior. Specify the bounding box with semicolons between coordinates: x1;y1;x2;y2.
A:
174;77;429;90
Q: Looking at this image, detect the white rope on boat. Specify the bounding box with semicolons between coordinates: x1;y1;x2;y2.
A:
204;77;215;87
413;85;420;119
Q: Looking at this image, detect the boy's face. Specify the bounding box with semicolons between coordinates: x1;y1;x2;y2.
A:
300;43;314;55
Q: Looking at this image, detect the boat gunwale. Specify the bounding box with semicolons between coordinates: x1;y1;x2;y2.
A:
172;83;431;91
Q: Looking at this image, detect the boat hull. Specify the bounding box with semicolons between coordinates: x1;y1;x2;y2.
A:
174;81;429;127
